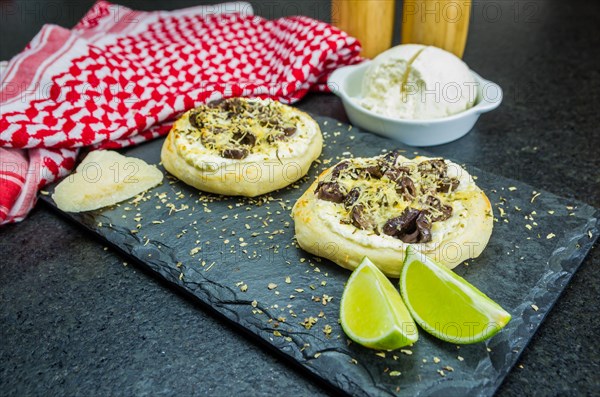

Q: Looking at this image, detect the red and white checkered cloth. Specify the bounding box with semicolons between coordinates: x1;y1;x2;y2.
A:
0;0;362;225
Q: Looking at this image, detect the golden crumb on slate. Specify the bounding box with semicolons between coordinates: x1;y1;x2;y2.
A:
301;317;318;330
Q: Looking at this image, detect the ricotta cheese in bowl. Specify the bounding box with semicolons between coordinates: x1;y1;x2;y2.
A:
328;44;503;146
360;44;478;120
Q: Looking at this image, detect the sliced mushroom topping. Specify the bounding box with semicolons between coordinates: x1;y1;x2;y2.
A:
396;176;416;201
222;147;249;160
350;204;375;230
316;182;346;203
344;187;361;208
436;177;460;193
424;195;453;221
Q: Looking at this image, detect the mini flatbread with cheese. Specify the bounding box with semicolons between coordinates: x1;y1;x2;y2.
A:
161;98;323;197
292;151;493;277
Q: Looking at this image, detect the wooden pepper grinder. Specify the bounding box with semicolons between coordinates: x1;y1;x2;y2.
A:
401;0;471;58
331;0;396;59
331;0;471;59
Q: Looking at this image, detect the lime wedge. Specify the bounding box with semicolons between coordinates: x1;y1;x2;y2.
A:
400;246;511;344
340;257;418;350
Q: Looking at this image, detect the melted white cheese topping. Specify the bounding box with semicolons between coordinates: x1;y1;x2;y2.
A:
315;154;479;250
172;98;319;170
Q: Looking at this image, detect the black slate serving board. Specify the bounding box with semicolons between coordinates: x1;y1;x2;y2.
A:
41;116;599;397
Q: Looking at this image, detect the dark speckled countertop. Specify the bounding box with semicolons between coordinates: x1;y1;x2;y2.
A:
1;1;599;396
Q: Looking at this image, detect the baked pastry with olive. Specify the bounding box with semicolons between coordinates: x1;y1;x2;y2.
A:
161;97;323;196
292;151;493;277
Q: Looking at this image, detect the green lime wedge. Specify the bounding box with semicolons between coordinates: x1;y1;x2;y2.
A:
400;246;511;344
340;257;418;350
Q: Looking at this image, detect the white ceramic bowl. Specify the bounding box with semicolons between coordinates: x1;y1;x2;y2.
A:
328;61;503;146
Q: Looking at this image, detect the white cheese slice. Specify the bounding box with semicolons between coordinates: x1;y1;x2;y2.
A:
52;150;163;212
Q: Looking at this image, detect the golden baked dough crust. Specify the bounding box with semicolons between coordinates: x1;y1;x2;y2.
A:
161;98;323;197
292;153;493;277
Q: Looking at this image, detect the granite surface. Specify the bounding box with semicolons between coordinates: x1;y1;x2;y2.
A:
1;1;599;396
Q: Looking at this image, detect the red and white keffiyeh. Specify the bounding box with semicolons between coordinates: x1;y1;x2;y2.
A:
0;0;362;225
